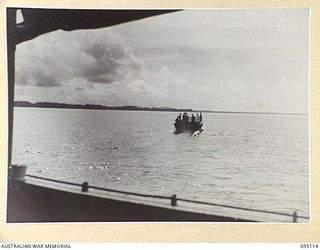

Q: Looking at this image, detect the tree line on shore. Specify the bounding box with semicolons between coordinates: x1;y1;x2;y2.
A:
14;101;193;112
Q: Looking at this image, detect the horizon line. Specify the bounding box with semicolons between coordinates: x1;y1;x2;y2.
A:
13;100;308;116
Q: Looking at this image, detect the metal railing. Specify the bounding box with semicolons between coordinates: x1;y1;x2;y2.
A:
25;174;309;222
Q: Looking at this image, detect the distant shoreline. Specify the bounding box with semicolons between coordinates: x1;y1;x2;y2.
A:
14;101;307;116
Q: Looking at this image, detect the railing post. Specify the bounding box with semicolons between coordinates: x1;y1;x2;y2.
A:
171;194;177;206
292;211;298;223
82;182;88;192
9;164;27;181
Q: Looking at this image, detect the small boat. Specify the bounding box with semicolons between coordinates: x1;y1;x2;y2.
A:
174;112;203;134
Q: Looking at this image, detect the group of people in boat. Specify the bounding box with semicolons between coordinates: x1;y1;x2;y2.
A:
175;112;202;123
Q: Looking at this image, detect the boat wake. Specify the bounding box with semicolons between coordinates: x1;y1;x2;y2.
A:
134;129;172;134
202;131;218;136
192;130;202;137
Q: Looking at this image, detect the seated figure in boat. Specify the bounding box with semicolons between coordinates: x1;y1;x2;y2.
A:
182;112;189;122
175;113;182;123
191;114;195;123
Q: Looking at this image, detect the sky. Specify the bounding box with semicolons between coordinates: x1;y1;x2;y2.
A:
14;9;309;113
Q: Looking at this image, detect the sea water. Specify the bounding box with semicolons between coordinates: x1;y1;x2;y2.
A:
12;107;309;221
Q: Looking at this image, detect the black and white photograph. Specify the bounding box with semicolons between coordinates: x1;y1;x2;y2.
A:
6;7;310;223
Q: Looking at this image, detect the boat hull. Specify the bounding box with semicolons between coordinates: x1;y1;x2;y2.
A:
174;121;203;134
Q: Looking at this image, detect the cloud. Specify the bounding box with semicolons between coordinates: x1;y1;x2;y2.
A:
14;9;308;113
16;29;146;87
15;28;190;107
33;72;61;87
